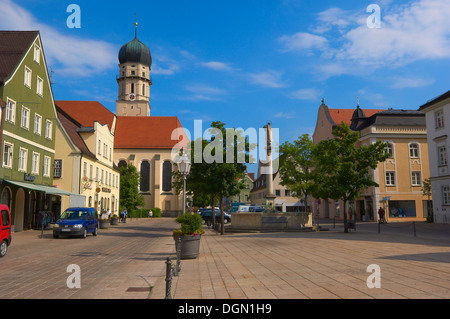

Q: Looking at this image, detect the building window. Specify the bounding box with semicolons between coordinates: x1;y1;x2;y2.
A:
36;76;43;96
33;45;40;64
435;109;445;128
439;146;447;166
24;66;31;88
18;148;27;172
89;164;93;180
118;160;127;169
142;84;145;96
32;152;40;175
385;172;395;186
131;83;134;93
443;186;450;205
275;189;281;196
411;171;421;186
384;143;393;157
6;99;15;123
43;156;50;177
21;106;30;129
45;120;52;139
83;162;87;177
409;143;419;158
140;160;150;192
285;190;291;197
162;161;172;192
3;143;13;168
34;114;42;135
54;159;62;178
96;167;99;181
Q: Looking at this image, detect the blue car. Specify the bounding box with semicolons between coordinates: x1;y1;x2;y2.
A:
53;207;98;238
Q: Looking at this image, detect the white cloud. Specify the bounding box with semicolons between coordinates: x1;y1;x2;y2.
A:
336;0;450;66
181;83;227;101
274;112;295;119
290;88;324;101
281;0;450;79
247;71;286;88
200;61;234;71
390;76;435;89
278;32;328;52
0;0;116;78
312;7;353;34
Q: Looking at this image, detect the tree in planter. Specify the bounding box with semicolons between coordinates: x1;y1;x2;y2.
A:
119;163;145;217
311;123;389;232
279;134;315;213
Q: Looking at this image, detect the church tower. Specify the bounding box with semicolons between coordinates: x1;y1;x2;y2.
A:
116;21;152;116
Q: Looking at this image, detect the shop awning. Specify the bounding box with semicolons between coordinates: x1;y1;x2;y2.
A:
3;179;74;196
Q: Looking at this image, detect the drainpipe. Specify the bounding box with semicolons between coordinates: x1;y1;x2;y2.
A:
0;97;6;181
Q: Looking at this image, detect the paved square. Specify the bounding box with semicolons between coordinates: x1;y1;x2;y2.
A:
1;218;450;299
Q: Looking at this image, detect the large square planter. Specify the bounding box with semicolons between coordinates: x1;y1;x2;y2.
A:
99;219;110;229
174;235;201;259
110;218;119;225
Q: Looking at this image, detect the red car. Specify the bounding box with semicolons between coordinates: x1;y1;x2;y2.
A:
0;205;12;257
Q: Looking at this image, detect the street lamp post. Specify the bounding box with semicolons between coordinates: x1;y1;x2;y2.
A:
177;151;191;215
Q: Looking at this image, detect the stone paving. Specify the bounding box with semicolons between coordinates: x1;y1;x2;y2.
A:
1;218;450;300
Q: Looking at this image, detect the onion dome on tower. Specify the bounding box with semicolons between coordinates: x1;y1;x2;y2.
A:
118;22;152;68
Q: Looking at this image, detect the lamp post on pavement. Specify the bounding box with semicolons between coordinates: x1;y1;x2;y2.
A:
177;151;191;215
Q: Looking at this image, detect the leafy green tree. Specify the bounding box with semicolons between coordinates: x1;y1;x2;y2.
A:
279;134;315;212
119;163;145;214
174;121;253;234
311;123;389;232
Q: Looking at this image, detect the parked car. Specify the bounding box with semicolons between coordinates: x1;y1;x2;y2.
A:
0;205;12;257
200;209;232;224
53;207;98;238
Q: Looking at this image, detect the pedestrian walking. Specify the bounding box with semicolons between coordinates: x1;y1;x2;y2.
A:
149;210;153;219
378;207;386;224
121;208;127;222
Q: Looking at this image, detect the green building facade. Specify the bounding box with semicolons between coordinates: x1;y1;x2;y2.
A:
0;31;63;232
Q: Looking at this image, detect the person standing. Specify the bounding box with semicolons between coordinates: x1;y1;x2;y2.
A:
149;209;153;219
378;207;386;224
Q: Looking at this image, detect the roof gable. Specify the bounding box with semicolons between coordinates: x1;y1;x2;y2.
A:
55;101;115;131
0;31;39;84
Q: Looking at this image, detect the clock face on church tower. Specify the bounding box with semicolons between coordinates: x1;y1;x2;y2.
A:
128;93;136;101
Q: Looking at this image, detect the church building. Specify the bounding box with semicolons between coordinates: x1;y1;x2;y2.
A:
56;23;189;216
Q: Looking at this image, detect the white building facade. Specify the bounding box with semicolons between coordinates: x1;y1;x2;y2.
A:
419;90;450;224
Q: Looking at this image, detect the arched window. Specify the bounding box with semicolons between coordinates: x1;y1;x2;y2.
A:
1;187;11;208
118;160;127;169
140;160;150;192
162;161;172;192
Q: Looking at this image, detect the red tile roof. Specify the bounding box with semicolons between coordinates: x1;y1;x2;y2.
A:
55;101;115;130
114;116;189;149
328;108;383;125
0;31;39;83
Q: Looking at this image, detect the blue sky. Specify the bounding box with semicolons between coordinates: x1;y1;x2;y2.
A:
1;0;450;173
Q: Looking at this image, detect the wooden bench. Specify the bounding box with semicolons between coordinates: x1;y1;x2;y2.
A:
261;216;288;230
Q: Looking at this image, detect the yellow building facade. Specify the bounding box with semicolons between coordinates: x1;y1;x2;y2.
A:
53;102;120;215
312;101;430;222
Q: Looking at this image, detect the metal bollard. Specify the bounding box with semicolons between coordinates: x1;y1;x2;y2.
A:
413;221;416;238
174;236;181;276
165;257;173;299
378;221;380;234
